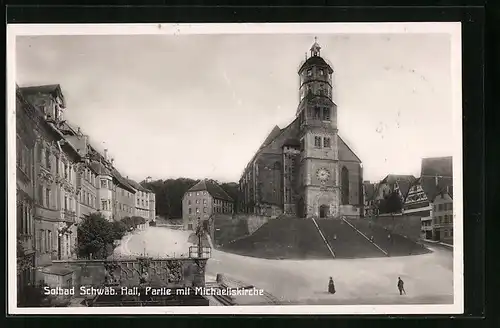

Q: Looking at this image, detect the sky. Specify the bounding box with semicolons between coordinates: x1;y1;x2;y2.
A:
15;32;454;183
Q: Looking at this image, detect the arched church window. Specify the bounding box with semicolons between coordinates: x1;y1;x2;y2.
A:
319;69;324;76
307;69;312;77
341;166;350;205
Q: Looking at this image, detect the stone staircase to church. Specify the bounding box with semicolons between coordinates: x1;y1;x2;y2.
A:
220;214;428;259
315;218;387;258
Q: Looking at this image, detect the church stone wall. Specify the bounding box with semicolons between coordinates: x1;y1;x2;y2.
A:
304;186;340;217
339;160;363;206
255;153;283;206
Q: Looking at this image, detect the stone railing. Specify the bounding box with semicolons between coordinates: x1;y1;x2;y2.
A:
63;209;76;223
50;257;208;290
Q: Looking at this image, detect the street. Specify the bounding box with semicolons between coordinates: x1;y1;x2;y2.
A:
115;226;454;305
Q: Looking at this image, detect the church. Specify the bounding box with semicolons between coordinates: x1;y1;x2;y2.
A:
238;39;364;219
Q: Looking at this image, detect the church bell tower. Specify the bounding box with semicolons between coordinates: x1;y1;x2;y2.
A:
296;38;340;218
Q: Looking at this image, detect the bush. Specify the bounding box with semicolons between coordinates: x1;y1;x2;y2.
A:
149;221;156;227
77;212;125;259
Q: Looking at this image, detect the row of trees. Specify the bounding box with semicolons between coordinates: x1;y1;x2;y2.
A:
141;178;239;219
76;213;146;259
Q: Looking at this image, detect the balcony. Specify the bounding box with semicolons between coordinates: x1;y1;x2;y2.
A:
63;209;76;223
35;205;61;222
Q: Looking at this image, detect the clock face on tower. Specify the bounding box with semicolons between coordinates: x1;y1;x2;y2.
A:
316;168;330;183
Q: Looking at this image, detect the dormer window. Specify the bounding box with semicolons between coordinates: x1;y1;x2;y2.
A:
307;69;312;77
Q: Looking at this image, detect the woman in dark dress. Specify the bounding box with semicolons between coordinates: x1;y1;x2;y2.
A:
328;277;336;294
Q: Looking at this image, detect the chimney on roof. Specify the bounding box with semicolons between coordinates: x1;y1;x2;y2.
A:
146;176;152;183
104;149;108;161
111;158;114;165
435;174;439;186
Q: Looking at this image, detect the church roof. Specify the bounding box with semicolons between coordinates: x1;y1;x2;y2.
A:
259;125;282;149
188;179;233;202
283;138;301;147
337;136;362;163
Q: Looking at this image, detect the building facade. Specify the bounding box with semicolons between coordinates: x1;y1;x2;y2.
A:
16;86;38;293
182;180;234;230
16;83;160;298
403;156;453;243
19;85;82;273
126;179;155;221
110;167;136;221
238;40;363;219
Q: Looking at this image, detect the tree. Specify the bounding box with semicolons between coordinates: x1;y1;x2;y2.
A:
77;212;118;259
141;178;240;218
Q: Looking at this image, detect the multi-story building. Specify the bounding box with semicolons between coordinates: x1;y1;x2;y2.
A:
19;84;82;272
16;83;159;294
362;181;378;217
238;39;364;219
90;160;114;221
15;86;37;293
76;160;99;219
127;179;154;220
182;180;234;230
403;156;453;243
148;192;156;222
110;167;136;221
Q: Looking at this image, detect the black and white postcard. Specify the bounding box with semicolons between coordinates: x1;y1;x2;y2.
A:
7;23;463;315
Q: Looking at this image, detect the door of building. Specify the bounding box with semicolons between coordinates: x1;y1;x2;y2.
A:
297;198;305;218
319;205;329;218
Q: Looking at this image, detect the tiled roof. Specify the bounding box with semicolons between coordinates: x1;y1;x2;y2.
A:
260;125;282;149
421;156;452;177
20;84;61;95
379;174;417;198
126;178;149;192
110;168;136;193
338;135;362;163
420;156;453;201
299;56;334;73
188;179;233;202
19;84;65;107
90;161;110;176
420;176;453;202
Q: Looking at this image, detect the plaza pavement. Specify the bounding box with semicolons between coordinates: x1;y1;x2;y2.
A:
115;226;454;305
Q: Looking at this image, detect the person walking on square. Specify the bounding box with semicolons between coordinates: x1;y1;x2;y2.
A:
328;277;336;294
397;277;406;295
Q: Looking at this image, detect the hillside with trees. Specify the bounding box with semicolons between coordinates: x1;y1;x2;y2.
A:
141;178;239;219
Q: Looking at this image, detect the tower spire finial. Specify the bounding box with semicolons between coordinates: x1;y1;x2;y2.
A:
310;37;321;57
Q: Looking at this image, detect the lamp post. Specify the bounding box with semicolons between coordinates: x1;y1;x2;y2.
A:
57;227;63;260
195;219;204;258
